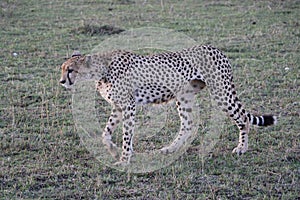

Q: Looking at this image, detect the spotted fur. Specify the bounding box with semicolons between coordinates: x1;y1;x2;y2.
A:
59;45;276;165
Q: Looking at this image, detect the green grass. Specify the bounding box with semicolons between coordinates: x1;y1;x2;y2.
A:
0;0;299;199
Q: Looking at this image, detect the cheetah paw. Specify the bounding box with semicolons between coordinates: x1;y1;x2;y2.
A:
102;138;119;159
232;145;248;155
113;160;129;166
160;145;178;154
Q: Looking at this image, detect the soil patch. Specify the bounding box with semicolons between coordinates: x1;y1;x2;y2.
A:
73;24;125;36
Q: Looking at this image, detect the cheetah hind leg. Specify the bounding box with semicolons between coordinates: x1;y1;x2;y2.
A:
232;115;250;155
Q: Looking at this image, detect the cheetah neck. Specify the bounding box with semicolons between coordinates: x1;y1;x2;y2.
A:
77;53;112;82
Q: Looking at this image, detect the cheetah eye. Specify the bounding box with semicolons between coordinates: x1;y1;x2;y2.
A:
67;68;74;73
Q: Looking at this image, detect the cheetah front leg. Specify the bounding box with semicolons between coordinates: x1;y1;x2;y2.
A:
161;88;195;154
114;102;136;166
102;106;122;159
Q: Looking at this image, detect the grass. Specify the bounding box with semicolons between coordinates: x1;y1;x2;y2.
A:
0;0;299;199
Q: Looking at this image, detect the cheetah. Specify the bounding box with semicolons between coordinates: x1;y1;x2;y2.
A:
59;45;276;165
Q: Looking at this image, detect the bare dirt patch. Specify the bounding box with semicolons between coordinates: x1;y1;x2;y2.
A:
72;24;125;36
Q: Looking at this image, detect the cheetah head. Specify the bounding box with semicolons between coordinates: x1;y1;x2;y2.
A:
59;51;91;89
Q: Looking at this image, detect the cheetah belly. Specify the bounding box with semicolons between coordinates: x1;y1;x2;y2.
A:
134;84;175;105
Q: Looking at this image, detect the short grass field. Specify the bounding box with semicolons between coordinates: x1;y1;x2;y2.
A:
0;0;299;199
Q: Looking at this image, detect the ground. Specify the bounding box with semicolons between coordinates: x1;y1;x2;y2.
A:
0;0;299;199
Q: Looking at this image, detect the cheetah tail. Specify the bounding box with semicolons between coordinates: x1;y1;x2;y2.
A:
247;113;277;126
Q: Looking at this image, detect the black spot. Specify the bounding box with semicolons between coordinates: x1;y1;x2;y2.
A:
106;127;111;134
239;124;245;129
252;117;257;124
258;117;263;126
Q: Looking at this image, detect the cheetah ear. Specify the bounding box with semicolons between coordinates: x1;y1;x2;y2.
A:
71;50;81;57
78;55;91;66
